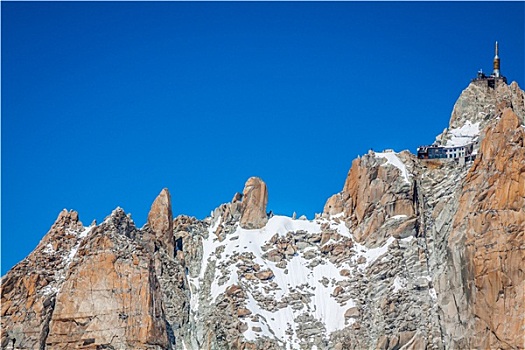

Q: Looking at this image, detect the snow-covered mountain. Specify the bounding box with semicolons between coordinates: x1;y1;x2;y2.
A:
2;80;524;350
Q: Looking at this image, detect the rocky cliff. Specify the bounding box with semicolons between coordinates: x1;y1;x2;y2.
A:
2;81;524;349
441;108;525;349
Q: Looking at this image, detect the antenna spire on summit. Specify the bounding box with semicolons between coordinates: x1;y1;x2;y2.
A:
472;41;507;87
493;41;500;77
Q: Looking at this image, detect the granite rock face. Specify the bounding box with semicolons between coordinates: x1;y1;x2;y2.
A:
2;82;524;350
240;177;269;230
334;150;417;246
1;210;85;349
147;188;175;258
444;108;525;349
1;209;170;350
437;80;525;146
323;193;344;217
46;223;169;349
452;81;525;126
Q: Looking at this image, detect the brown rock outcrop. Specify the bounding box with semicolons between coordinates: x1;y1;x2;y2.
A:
1;208;171;350
1;210;85;349
323;193;344;216
240;177;268;229
45;227;168;349
445;80;525;137
327;152;416;244
2;82;524;350
147;188;174;257
447;108;525;349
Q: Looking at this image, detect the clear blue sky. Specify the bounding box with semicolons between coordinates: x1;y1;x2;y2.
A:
2;2;524;274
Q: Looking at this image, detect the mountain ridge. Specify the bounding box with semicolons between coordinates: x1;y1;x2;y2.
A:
2;80;524;349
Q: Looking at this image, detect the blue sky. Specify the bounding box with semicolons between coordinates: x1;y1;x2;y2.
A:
2;2;524;274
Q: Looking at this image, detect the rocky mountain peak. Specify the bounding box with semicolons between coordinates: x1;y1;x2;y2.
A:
147;188;174;257
324;150;416;246
45;215;169;349
240;176;268;229
105;206;134;226
1;209;93;349
2;81;524;350
51;209;83;232
96;206;141;245
437;80;524;147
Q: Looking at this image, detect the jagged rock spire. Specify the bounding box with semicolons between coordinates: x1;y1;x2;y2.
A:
240;177;268;229
147;188;174;257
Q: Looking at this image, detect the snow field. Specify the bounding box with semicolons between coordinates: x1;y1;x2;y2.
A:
196;215;401;348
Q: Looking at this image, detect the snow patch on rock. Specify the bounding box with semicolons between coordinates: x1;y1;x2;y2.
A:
446;121;480;147
65;225;94;265
375;152;411;183
353;236;395;268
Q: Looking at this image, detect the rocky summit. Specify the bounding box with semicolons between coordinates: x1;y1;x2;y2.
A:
2;80;524;350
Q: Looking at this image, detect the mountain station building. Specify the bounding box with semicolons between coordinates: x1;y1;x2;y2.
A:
417;42;505;164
